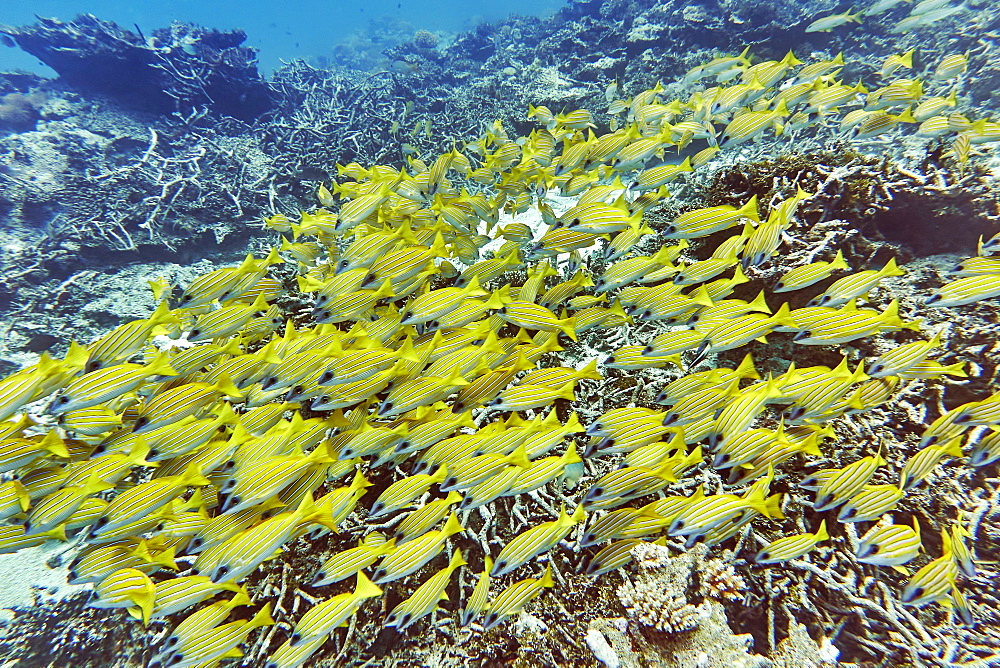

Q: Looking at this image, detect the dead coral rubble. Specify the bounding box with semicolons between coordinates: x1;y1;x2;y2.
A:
0;15;274;120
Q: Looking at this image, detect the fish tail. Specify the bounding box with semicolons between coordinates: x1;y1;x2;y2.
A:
353;571;384;600
559;318;578;342
248;603;275;629
830;249;850;271
815;519;830;541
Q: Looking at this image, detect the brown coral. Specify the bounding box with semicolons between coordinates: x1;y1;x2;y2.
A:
412;29;438;49
699;558;747;603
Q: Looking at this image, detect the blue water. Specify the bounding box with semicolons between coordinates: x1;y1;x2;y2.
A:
0;0;565;75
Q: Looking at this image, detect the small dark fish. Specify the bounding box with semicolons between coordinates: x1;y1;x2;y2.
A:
22;334;58;353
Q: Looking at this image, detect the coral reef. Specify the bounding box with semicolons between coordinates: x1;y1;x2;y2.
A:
0;2;998;668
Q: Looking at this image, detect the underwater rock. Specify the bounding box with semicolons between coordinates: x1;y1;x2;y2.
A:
0;15;273;120
0;92;43;130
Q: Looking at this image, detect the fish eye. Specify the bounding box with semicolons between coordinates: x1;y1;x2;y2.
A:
842;507;856;519
189;329;201;337
911;586;924;598
869;544;880;554
776;282;784;289
400;613;411;626
384;402;393;410
759;552;770;561
230;496;241;507
290;633;302;645
95;516;109;528
216;565;229;577
591;486;604;496
642;310;652;319
55;396;68;405
674;520;685;529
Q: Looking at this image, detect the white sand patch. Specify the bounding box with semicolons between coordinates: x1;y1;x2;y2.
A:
0;539;88;622
479;187;631;268
479;190;579;258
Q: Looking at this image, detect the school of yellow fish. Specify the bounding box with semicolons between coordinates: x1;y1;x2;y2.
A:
0;33;997;668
